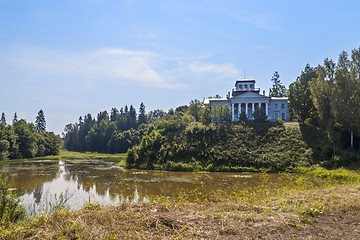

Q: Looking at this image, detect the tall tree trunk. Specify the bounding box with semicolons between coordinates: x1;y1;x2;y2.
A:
351;131;354;148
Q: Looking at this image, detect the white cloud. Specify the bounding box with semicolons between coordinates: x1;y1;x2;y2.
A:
1;46;240;89
188;61;240;77
228;10;282;32
3;47;186;89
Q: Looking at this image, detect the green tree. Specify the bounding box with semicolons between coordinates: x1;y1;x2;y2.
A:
200;107;211;125
269;71;287;97
110;108;120;122
253;108;267;122
217;104;224;122
288;64;319;124
223;105;232;122
13;113;18;124
310;61;334;129
239;111;248;122
0;139;10;160
188;99;202;121
128;105;137;129
13;120;37;158
35;109;46;133
332;50;360;148
138;102;147;126
211;104;218;123
1;113;6;125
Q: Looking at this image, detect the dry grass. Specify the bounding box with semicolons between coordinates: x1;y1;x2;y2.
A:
20;179;360;240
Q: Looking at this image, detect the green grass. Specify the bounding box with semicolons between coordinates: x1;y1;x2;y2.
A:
294;166;360;182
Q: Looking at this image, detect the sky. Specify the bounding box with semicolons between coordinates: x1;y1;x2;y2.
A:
1;0;360;135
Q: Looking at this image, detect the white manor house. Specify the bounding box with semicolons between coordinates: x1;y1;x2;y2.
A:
203;79;289;122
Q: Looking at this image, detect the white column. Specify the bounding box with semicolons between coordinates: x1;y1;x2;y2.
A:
251;103;255;119
231;103;235;121
245;103;248;116
265;103;268;119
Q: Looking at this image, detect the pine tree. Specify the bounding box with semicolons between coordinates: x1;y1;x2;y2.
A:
35;109;46;133
138;102;147;126
269;71;287;97
1;112;6;125
129;105;137;129
13;112;18;123
110;108;120;122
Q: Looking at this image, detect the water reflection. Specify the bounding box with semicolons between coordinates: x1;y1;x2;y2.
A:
0;159;285;212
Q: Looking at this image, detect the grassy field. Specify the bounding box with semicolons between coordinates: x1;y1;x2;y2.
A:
1;167;360;239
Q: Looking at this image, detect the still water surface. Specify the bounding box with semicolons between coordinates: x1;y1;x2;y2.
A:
0;159;286;212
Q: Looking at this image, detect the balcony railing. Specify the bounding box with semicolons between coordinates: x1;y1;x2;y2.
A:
232;88;260;92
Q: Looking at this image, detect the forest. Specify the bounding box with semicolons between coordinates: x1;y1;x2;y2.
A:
53;47;360;170
0;110;62;159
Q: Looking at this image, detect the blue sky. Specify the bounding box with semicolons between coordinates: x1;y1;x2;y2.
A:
1;0;360;134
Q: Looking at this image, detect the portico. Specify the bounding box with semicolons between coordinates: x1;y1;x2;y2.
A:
231;102;269;121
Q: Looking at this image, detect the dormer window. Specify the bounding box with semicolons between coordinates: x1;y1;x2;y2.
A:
250;84;254;90
239;84;243;90
244;84;248;90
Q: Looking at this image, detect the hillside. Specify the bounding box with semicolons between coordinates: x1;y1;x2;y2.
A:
126;121;341;172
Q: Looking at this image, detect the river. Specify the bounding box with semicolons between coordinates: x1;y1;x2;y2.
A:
0;159;289;213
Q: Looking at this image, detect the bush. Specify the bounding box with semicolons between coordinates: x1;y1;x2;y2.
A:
0;179;26;227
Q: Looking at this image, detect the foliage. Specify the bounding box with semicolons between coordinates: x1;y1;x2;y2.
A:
0;119;61;160
269;71;287;97
63;103;150;153
35;109;46;133
288;64;318;123
200;107;211;125
253;108;267;122
63;100;216;154
210;103;231;123
126;121;340;172
239;111;248;122
290;47;360;149
0;178;26;228
1;113;6;125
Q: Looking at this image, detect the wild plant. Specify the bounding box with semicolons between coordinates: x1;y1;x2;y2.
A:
0;177;26;228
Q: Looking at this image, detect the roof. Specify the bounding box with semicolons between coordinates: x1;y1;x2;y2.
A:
235;78;256;87
270;97;288;101
235;78;256;82
203;98;229;105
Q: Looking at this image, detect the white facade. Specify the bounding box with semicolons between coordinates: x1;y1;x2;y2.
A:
204;79;289;121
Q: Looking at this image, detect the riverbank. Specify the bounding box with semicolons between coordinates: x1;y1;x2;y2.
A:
2;168;360;239
0;150;127;167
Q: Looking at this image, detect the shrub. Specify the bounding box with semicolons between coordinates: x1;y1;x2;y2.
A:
0;178;26;227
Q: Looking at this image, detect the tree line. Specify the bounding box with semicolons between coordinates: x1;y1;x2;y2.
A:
62;101;215;154
0;110;61;160
288;47;360;151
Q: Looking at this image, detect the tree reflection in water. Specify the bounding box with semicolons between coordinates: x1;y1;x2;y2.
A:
0;159;283;213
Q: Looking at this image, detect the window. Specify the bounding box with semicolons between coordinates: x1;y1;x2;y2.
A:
250;84;253;89
244;84;248;90
282;113;285;120
239;84;243;89
275;113;279;119
275;104;278;109
281;103;285;109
